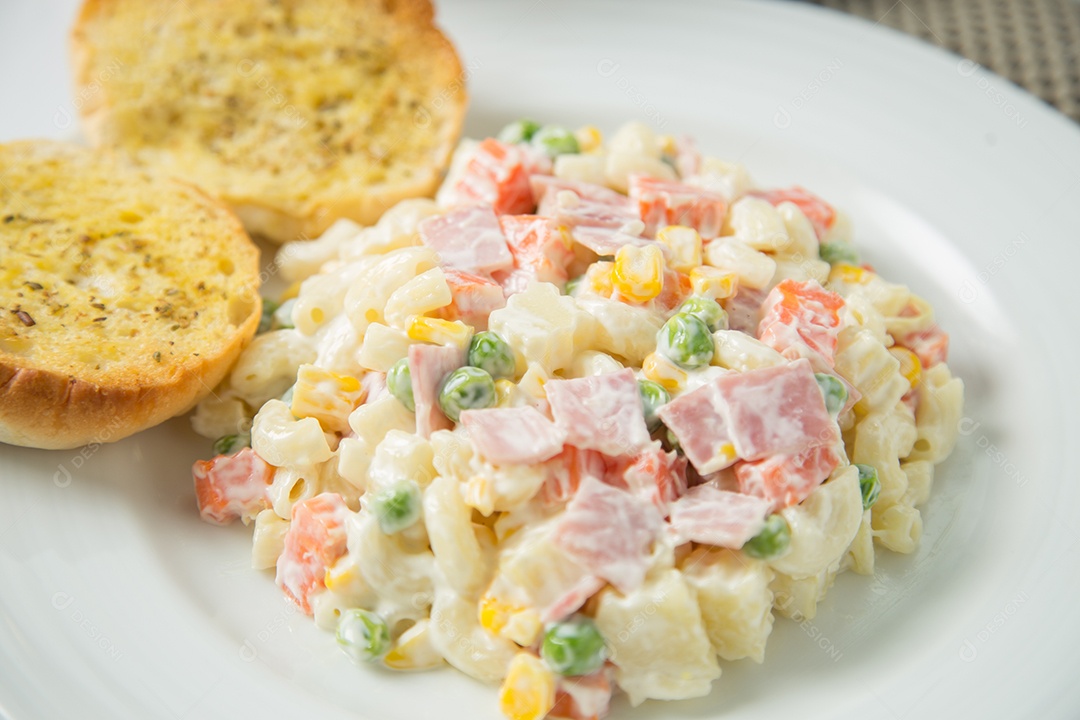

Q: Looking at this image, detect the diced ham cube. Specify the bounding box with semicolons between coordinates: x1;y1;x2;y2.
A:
758;279;845;367
552;476;661;593
441;138;536;215
436;268;507;330
570;226;655;257
716;358;839;461
498;214;574;284
490;267;535;297
653;266;693;313
418;205;514;276
672;135;702;178
734;444;843;511
541;575;606;624
530;175;627;206
629;174;728;239
460;406;567;466
541;445;607;506
408;343;464;438
722;285;768;335
538;186;640;231
897;324;949;367
545;369;652;457
655;383;737;476
667;485;770;548
275;493;350;614
192;448;274;525
613;441;688;513
749;186;836;239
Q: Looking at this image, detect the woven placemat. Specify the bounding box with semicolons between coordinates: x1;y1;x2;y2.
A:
805;0;1080;122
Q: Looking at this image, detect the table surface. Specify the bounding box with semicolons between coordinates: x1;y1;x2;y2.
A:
806;0;1080;122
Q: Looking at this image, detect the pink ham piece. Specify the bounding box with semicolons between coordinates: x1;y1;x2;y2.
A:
360;371;388;403
629;174;728;239
655;382;736;475
418;205;514;276
192;448;274;526
441;138;536;215
436;268;506;330
545;369;652;458
716;358;839;461
552;476;661;594
667;484;770;548
722;285;768;335
530;175;627;206
541;575;606;624
459;406;567;466
570;226;655;257
896;324;949;368
498;214;574;284
276;493;350;614
758;279;845;368
408;343;464;438
735;443;843;511
538;185;641;231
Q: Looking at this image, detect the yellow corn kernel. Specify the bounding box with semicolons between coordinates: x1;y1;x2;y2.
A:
383;619;444;671
656;225;703;273
690;265;738;300
279;280;304;302
479;594;541;646
324;559;358;593
499;653;556;720
407;316;474;348
830;262;872;285
585;261;615;296
713;442;737;468
495;378;517;408
889;346;922;388
291;364;366;432
612;244;664;303
479;593;515;635
642;351;687;392
657;133;678;157
575;125;603;154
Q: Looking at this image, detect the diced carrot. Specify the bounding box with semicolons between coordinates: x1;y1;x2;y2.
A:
750;186;835;239
435;268;507;330
192;448;273;526
499;214;574;284
897;324;949;368
758;279;845;366
449;138;536;215
275;493;350;614
628;174;727;239
734;444;842;511
653;267;692;312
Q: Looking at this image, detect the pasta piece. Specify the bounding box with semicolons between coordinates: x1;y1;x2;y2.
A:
343;247;439;336
348;513;436;626
872;503;923;554
834;329;909;415
279;218;362;284
229;330;317;407
424;475;493;600
367;430;437;493
769;465;862;579
702;237;776;290
680;547;775;663
907;363;964;464
358;322;413;373
573;296;663;366
842;508;875;576
383;267;453;329
289;364;366;433
770;563;838;621
338;199;441;261
251;508;289;570
594;568;720;705
488;282;594;374
852;407;917;509
901;459;935;507
727;196;790;252
428;587;519;684
711;329;786;372
252;399;334;469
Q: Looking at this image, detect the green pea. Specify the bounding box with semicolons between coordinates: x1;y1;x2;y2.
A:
212;433;249;456
371;480;422;534
387;358;415;412
438;366;496;422
272;298;297;330
665;427;681;452
819;241;859;266
498;118;541;144
855;464;881;510
676;295;728;332
656;312;714;369
257;298;279;334
814;373;848;417
336;608;390;663
637;379;670;432
743;514;791;559
541;616;607;676
467;331;516;380
532;125;580;157
564;276;583;297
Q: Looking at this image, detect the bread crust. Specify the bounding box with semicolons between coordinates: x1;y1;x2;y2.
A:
0;140;262;450
70;0;468;243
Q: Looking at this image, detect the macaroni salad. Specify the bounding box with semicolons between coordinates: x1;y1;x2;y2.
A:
191;120;964;720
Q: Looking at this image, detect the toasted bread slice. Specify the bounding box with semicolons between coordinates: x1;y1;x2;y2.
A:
0;140;261;450
70;0;467;243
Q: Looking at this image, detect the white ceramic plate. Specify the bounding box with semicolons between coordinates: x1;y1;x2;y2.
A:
2;1;1079;718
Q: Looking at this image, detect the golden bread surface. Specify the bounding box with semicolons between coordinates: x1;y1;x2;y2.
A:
0;140;261;449
71;0;467;242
